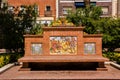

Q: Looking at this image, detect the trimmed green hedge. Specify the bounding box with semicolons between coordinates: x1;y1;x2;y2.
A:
103;52;120;64
0;53;24;68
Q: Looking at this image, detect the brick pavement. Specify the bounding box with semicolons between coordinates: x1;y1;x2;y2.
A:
0;64;120;80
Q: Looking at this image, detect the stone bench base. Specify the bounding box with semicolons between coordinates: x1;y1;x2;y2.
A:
18;56;109;71
97;68;108;71
19;68;31;71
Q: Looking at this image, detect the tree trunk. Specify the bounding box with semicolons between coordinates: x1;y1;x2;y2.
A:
84;0;90;6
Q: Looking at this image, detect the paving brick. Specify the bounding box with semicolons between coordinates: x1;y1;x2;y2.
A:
0;64;120;80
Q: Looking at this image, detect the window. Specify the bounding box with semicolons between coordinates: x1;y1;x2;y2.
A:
101;7;109;15
90;2;96;6
46;6;51;11
75;2;85;7
63;7;72;15
84;43;95;54
31;43;42;54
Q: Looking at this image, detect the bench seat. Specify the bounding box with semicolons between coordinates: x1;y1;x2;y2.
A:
18;56;109;63
18;56;109;71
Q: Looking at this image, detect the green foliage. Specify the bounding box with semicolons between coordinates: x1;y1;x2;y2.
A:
99;18;120;51
0;56;4;67
0;4;38;53
30;23;43;35
66;6;120;51
103;52;120;64
0;52;24;68
67;6;102;27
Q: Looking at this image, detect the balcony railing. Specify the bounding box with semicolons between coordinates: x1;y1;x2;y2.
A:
44;10;52;17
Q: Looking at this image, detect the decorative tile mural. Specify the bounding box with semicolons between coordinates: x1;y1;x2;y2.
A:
50;37;77;54
31;43;42;54
84;43;95;54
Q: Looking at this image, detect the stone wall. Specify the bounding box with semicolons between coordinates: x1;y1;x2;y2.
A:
24;27;102;56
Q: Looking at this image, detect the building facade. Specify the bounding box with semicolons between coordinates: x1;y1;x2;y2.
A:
7;0;119;20
117;0;120;17
58;0;112;17
8;0;57;24
97;0;112;17
112;0;117;17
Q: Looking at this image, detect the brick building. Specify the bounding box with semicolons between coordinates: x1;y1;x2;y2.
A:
58;0;112;17
111;0;120;18
97;0;112;17
112;0;117;17
117;0;120;17
7;0;119;20
8;0;57;24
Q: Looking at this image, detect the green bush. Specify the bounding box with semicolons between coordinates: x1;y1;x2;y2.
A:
0;56;4;68
0;52;24;68
114;53;120;64
103;52;120;64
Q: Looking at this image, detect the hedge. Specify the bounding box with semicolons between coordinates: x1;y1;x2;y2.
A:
0;53;24;68
103;52;120;64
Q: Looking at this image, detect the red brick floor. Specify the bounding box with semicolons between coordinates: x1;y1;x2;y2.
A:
0;64;120;80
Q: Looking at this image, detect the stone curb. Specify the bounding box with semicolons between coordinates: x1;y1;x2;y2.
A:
105;62;120;70
0;63;15;74
110;62;120;70
0;62;119;74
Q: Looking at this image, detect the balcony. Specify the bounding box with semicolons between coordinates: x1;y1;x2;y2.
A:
44;10;52;17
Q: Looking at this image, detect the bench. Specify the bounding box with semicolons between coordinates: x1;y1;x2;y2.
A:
18;56;109;71
19;27;109;71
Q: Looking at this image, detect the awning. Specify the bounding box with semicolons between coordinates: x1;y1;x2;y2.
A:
75;2;85;7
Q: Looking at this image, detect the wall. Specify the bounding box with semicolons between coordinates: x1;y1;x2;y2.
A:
96;2;112;17
58;0;112;17
24;27;103;57
8;0;56;19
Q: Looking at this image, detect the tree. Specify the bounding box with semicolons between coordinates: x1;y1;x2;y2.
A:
67;6;102;27
101;18;120;52
84;0;90;6
0;4;38;53
66;6;120;52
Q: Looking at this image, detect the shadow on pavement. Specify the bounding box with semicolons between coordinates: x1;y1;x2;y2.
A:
29;62;98;71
